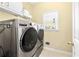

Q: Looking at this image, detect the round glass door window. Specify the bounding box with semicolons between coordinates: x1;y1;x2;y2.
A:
20;27;37;52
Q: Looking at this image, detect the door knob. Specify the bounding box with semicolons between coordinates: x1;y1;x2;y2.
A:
67;42;74;46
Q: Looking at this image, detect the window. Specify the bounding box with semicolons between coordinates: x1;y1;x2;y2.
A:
43;11;59;31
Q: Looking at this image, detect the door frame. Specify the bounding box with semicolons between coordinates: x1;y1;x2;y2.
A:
72;2;79;57
72;2;75;57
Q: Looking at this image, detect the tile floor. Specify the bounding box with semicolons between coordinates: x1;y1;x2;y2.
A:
40;47;72;57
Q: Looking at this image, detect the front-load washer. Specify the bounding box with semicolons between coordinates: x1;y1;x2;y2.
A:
31;22;44;56
0;19;43;57
31;23;44;45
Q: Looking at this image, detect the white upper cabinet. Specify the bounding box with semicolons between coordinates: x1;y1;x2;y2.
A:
0;2;9;8
8;2;23;16
0;2;32;19
0;2;23;16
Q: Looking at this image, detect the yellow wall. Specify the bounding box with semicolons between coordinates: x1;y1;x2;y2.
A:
23;2;32;15
30;2;72;52
0;11;16;21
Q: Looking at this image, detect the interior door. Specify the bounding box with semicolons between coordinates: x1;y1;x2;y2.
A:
73;2;79;57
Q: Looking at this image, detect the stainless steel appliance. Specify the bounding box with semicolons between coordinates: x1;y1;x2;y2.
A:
0;19;44;57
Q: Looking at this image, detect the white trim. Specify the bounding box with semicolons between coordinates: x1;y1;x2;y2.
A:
72;2;79;57
44;47;72;56
72;2;75;57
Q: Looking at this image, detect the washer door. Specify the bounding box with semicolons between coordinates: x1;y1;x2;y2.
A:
20;27;37;52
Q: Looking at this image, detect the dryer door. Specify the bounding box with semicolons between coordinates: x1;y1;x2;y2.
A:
20;27;37;52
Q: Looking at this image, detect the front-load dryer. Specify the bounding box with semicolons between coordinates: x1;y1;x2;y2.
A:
0;19;43;57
